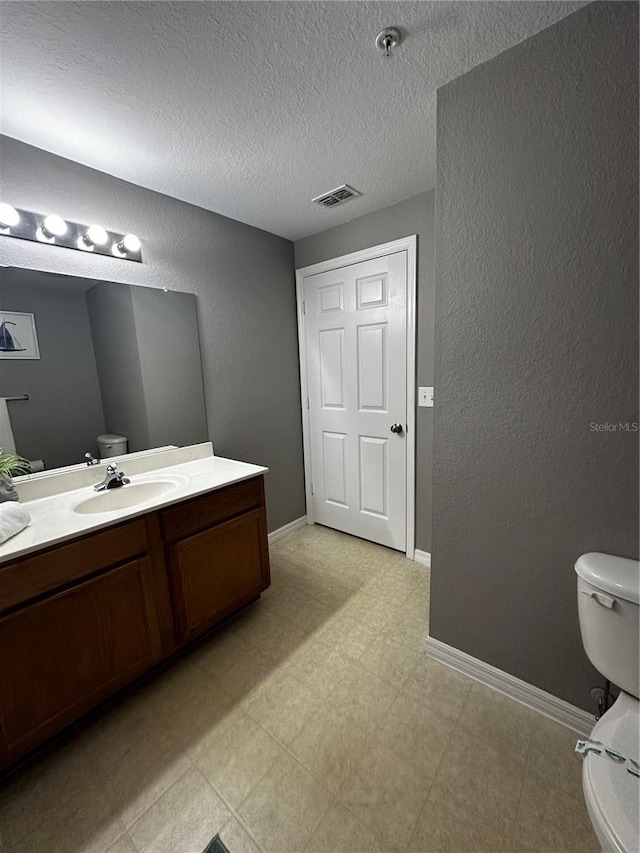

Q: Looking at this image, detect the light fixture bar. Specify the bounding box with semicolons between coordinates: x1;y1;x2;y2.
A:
0;205;142;263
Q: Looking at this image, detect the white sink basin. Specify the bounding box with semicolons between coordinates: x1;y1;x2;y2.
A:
73;476;187;515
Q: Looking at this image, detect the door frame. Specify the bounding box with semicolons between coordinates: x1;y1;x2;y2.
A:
295;235;417;560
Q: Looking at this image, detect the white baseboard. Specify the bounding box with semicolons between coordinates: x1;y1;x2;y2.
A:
413;549;431;567
268;516;308;545
426;636;595;735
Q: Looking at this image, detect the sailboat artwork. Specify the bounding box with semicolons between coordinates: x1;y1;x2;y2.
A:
0;312;40;359
0;320;26;352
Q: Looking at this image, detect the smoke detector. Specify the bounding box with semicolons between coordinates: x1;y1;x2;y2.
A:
312;184;362;209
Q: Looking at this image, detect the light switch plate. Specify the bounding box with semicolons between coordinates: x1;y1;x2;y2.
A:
418;386;434;407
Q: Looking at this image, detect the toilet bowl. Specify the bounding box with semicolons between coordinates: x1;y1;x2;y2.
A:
582;691;639;852
575;552;639;853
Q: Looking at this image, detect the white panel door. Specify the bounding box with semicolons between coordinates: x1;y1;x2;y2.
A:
303;252;407;550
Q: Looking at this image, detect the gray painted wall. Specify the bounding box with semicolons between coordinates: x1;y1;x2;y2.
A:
86;281;150;452
294;191;435;553
0;136;305;532
0;272;106;468
131;286;208;449
432;1;638;712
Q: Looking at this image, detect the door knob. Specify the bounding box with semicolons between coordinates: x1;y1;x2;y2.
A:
390;423;404;434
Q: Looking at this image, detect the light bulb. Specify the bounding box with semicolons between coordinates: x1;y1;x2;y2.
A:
115;233;141;254
0;203;20;230
86;225;108;245
122;233;140;253
112;232;141;258
80;224;108;249
42;214;67;238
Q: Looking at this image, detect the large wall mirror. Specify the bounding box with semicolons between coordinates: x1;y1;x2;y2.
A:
0;267;208;471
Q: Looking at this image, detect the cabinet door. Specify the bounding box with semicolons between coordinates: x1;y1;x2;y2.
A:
168;509;269;644
0;557;162;765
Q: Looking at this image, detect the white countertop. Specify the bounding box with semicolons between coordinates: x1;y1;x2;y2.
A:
0;453;268;565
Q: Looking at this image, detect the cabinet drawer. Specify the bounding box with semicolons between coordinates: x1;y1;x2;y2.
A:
0;556;163;763
0;520;148;613
159;476;264;543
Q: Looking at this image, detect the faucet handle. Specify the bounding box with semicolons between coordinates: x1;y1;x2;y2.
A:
106;463;118;474
84;452;99;466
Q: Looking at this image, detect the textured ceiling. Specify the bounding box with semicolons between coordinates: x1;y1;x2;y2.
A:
1;1;585;241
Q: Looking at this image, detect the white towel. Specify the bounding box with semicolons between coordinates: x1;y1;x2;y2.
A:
0;502;30;544
0;399;16;453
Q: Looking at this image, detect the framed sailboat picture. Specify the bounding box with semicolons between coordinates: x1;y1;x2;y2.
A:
0;311;40;359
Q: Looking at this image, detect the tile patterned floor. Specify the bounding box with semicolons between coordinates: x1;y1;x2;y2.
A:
0;525;598;853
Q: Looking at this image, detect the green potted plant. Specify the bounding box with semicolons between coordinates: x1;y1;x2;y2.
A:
0;448;31;477
0;449;31;502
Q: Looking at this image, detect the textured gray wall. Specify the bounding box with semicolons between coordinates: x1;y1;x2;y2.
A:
294;192;435;553
0;137;305;531
131;286;208;449
0;271;106;467
86;281;150;452
432;2;639;711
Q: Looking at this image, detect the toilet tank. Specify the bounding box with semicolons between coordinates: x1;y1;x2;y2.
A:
97;434;128;459
575;553;639;698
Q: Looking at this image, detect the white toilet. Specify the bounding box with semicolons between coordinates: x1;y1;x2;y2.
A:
97;433;128;459
575;552;639;853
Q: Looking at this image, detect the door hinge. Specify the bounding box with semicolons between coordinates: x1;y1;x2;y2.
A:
311;483;314;496
302;301;306;315
306;396;310;409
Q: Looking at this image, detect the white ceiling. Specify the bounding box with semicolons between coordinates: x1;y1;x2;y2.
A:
1;1;585;241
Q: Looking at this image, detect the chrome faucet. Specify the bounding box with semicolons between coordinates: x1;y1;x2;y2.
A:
94;463;130;492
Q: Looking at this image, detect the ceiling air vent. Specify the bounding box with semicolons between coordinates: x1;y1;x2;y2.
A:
312;184;362;208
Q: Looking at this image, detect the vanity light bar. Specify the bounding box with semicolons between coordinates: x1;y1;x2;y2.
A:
0;205;142;263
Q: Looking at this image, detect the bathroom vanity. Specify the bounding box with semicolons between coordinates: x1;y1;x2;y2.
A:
0;447;270;771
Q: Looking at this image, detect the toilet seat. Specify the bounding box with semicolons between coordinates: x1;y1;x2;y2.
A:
582;692;639;853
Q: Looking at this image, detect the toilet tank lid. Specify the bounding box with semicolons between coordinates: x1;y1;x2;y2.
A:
97;433;127;443
575;552;640;604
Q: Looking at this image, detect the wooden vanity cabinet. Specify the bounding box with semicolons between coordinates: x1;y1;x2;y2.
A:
160;476;269;645
168;509;269;644
0;474;270;771
0;521;162;768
